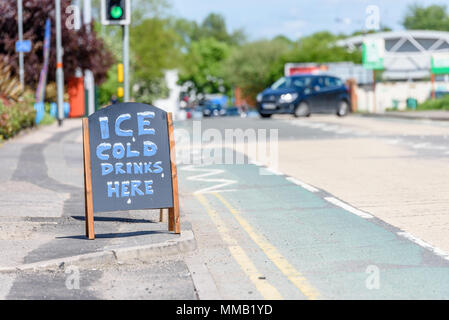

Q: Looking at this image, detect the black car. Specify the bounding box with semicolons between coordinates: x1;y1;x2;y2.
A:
257;74;351;118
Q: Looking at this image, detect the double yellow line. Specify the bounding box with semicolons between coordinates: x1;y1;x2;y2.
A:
196;193;320;300
196;193;282;300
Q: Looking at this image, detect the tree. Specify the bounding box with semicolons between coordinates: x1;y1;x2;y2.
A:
130;18;182;103
403;4;449;31
269;32;361;82
350;26;392;37
95;0;178;104
173;13;246;49
285;32;361;63
223;39;291;98
0;0;114;87
171;18;198;48
131;18;181;81
179;38;231;95
197;13;245;46
224;32;361;101
176;13;245;96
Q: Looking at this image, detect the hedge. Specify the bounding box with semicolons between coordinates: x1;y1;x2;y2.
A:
417;95;449;111
0;97;36;141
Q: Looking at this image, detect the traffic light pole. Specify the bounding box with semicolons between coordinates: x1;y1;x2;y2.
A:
102;0;130;102
123;24;130;102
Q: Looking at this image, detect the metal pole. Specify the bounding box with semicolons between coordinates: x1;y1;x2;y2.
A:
83;0;91;32
84;0;95;115
17;0;25;91
123;24;130;102
431;73;435;99
55;0;65;126
372;70;376;113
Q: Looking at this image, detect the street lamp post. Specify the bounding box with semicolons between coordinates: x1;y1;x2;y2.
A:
55;0;65;126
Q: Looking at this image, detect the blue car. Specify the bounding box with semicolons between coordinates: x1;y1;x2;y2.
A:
202;102;226;117
257;74;351;118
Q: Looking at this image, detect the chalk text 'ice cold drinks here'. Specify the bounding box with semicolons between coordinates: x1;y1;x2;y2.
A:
95;111;163;201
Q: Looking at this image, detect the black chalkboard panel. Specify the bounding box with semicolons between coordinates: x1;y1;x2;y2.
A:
87;103;174;213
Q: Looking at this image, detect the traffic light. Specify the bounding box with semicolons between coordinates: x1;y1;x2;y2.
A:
101;0;130;25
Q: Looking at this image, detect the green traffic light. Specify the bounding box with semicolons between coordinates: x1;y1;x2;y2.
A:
110;5;123;19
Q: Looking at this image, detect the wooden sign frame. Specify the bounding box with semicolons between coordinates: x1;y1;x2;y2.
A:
82;112;180;240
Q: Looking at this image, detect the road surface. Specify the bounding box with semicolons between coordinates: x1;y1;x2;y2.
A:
177;114;449;299
1;114;449;299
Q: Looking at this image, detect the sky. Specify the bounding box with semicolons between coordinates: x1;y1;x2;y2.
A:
170;0;449;40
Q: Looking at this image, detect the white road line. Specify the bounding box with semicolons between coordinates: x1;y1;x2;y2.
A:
324;197;373;219
286;177;319;193
249;160;264;166
429;145;447;150
397;232;449;261
321;125;339;132
335;128;353;134
308;123;327;129
182;165;237;194
262;167;284;176
288;121;306;126
286;119;374;136
386;139;401;145
412;143;430;149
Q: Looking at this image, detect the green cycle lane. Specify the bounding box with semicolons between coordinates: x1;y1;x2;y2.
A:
178;161;449;299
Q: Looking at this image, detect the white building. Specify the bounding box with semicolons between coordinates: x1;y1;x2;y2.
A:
153;70;181;118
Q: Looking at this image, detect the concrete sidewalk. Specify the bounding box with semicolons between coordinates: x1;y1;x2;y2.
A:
0;120;195;272
362;110;449;121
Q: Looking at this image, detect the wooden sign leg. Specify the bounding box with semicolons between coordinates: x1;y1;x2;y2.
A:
167;113;181;234
160;209;164;222
82;118;95;240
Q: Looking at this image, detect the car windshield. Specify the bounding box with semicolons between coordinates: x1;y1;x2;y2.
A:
271;76;312;90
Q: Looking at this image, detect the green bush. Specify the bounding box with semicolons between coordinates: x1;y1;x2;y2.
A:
0;98;36;140
417;95;449;110
40;112;56;126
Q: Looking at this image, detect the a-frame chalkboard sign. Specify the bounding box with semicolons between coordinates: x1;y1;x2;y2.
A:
82;103;180;239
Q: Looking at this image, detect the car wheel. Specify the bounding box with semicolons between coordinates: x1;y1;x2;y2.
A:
260;113;272;118
294;102;310;117
337;100;349;117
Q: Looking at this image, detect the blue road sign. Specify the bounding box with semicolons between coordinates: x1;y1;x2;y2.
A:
16;40;32;53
